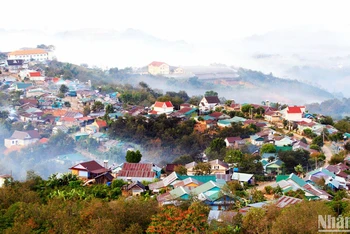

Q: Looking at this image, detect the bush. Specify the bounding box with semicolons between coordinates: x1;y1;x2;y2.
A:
265;185;273;194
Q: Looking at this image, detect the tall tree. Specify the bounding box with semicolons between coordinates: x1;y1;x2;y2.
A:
126;150;142;163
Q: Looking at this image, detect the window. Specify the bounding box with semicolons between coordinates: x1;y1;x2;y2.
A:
213;166;219;169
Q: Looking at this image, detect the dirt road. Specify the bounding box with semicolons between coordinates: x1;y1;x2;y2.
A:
322;143;333;167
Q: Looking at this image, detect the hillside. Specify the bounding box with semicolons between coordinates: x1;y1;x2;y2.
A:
39;61;334;105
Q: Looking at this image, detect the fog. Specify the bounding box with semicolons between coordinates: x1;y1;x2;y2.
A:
1;27;349;97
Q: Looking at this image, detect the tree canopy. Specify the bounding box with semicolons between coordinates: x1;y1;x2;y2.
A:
126;150;142;163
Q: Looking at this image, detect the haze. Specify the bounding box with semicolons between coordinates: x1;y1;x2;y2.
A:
1;0;350;95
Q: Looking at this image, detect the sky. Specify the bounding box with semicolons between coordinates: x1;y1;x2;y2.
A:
1;0;350;95
1;0;350;42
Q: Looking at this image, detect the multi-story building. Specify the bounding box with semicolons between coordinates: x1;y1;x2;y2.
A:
148;61;170;75
8;49;50;61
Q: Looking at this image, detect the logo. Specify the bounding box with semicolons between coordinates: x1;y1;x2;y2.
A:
318;215;350;232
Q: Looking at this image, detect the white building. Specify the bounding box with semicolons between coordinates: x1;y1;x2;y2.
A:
281;106;305;121
8;49;51;62
148;61;170;75
199;96;221;112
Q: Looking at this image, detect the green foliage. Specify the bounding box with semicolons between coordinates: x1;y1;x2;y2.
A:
278;150;310;174
59;84;69;94
174;165;187;175
303;128;317;138
329;151;346;165
294;164;304;175
83;105;91;116
205;138;227;160
204;90;218;96
224;149;243;164
91;101;105;112
312;135;324;146
172;155;193;164
319;116;334;125
334;118;350;133
260;143;277;154
194;162;212;175
126;150;142;163
0;110;9;119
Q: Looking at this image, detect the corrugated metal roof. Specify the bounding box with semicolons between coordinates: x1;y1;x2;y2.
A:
122;163;153;171
275;196;302;208
118;170;155;178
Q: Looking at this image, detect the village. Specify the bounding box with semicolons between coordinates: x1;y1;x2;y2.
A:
1;48;350;226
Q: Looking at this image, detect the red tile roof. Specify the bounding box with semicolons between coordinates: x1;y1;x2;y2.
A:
154;101;173;108
29;72;41;77
287;106;302;114
95;119;107;128
39;138;49;144
149;61;167;67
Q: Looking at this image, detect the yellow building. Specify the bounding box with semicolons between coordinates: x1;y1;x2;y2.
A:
148;61;170;75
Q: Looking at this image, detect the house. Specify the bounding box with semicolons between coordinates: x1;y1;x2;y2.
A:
231;173;254;185
0;175;12;188
264;111;282;123
117;163;161;182
91;132;109;142
169;107;197;119
185;162;198;175
74;132;89;141
173;67;184;74
91;119;108;131
208;159;229;174
250;135;265;146
28;71;45;81
208;112;230;120
69;160;109;179
7;59;27;72
164;164;181;175
199;96;221;112
4;130;40;148
281;106;305;121
148;61;170;75
217;116;247;128
8;49;50;61
224;137;244;148
127;181;146;196
11;82;33;91
172;177;203;190
264;159;283;175
93;172;114;184
274;137;293;147
152;101;174;114
149;172;179;191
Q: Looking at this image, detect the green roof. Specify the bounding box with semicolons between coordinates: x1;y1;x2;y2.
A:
169;186;190;198
276;175;289;182
192;181;222;195
275;146;293;152
16;82;32;89
177;175;216;183
288;173;307;187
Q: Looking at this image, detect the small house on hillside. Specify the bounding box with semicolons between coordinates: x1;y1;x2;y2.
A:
4;130;40;148
69;160;109;179
151;101;174;114
199;96;221;112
